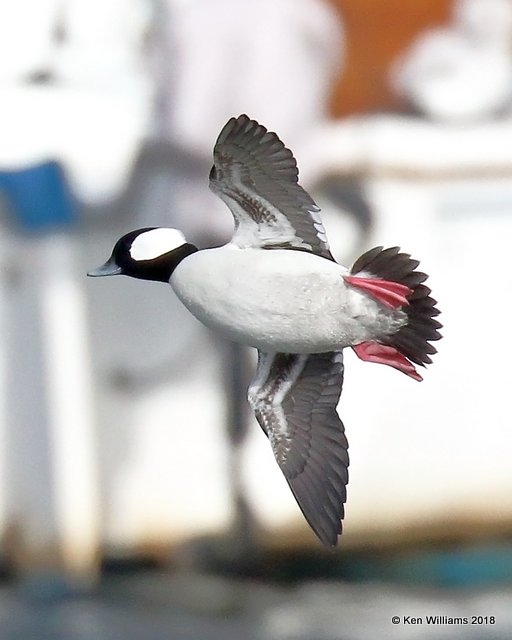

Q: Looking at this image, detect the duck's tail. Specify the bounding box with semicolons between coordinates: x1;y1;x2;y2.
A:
344;246;442;381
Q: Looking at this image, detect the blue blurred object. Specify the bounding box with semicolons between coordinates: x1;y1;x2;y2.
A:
0;160;77;232
343;544;512;588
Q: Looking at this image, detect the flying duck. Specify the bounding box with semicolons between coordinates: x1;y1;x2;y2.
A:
88;115;441;546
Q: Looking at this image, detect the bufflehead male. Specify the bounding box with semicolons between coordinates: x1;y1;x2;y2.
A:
89;115;441;546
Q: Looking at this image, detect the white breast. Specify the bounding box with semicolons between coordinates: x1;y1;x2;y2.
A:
170;247;404;353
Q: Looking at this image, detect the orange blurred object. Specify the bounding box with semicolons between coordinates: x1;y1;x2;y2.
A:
327;0;452;116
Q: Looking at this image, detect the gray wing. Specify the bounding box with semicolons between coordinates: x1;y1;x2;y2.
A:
248;350;349;546
209;114;334;260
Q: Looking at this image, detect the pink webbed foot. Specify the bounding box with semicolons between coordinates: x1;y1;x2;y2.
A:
344;275;412;309
352;341;423;381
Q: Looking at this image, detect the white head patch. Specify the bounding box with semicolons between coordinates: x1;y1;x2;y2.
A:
130;228;187;261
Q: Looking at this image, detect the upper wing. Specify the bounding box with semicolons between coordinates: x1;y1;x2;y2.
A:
209;114;334;261
248;350;349;546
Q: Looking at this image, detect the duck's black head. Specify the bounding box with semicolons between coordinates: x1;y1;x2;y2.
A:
87;227;198;283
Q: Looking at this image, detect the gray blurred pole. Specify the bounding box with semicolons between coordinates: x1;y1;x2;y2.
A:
0;228;8;558
4;232;101;592
221;340;259;561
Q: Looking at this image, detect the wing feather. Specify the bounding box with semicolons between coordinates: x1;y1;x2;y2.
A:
248;351;349;546
210;114;334;260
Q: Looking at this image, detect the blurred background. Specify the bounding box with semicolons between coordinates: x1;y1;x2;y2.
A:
0;0;511;638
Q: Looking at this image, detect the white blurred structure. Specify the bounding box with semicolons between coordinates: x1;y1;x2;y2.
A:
162;0;342;155
0;0;153;588
0;0;153;203
391;0;512;122
151;0;344;241
2;0;511;566
2;234;101;586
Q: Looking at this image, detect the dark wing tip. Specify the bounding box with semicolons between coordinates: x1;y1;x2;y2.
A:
280;353;348;547
284;413;349;548
215;114;258;146
214;114;299;182
216;114;250;144
288;459;347;547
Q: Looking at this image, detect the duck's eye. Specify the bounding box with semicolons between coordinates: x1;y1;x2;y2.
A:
209;165;217;180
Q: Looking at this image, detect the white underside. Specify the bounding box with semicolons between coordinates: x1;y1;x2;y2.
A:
170;247;406;353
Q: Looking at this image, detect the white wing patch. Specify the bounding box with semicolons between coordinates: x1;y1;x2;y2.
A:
130;228;187;261
248;352;308;465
